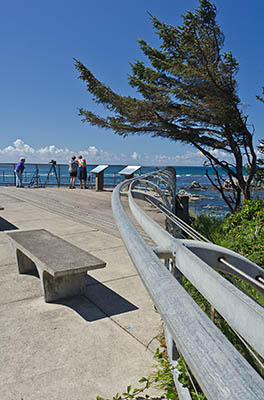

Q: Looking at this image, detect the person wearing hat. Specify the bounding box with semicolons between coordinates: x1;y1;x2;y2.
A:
15;157;26;187
77;155;88;189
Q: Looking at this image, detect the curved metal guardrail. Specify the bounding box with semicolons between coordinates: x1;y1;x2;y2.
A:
111;167;264;400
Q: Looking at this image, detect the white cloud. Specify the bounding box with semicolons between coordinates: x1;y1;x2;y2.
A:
0;138;257;166
0;138;207;165
152;150;206;166
132;151;140;160
88;146;99;156
210;149;235;162
0;139;34;155
0;140;72;162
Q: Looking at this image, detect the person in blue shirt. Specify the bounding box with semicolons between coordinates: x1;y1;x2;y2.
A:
15;157;26;187
77;155;88;189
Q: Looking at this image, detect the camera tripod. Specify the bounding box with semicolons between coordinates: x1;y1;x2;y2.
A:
44;163;59;186
29;165;43;187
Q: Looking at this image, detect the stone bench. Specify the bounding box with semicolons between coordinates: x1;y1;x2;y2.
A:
7;229;106;302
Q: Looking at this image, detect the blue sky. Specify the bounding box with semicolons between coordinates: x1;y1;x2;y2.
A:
0;0;263;165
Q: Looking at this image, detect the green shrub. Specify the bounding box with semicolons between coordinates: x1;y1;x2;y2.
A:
191;199;264;267
219;199;264;267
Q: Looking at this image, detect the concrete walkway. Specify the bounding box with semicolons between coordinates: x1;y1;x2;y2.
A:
0;187;164;400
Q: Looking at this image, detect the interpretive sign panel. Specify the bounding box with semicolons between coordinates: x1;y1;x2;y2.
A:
90;165;109;174
119;166;141;176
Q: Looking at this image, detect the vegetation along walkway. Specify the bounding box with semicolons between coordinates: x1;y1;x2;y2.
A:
0;186;164;400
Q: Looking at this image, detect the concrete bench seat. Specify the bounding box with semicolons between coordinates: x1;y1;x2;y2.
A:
7;229;106;302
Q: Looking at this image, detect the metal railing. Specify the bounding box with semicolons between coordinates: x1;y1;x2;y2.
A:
0;163;125;188
111;167;264;400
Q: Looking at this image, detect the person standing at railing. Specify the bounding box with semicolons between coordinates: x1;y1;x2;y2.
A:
15;157;26;188
77;155;88;189
69;155;78;189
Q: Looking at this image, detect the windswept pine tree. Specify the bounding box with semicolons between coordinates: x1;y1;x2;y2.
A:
74;0;257;212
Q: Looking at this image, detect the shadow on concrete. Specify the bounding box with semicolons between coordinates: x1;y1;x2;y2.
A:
0;217;18;231
56;276;138;322
17;271;138;321
85;276;138;317
22;269;39;278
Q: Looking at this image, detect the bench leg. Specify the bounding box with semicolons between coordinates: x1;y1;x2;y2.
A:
16;249;38;275
41;271;87;303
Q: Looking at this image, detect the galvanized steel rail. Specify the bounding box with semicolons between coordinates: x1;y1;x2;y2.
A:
111;168;264;400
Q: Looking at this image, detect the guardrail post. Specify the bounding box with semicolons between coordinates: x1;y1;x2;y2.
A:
175;195;189;224
171;259;183;284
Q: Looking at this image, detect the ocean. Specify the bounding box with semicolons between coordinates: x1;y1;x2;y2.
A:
0;163;262;217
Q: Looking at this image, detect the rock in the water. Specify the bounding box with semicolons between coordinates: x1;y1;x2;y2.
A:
177;189;205;201
185;181;207;190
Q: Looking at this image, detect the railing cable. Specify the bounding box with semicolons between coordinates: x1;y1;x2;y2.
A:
145;195;210;242
179;352;200;399
232;327;264;371
219;257;264;292
225;275;264;308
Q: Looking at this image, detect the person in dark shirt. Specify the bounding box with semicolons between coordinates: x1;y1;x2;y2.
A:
69;155;78;188
15;157;26;187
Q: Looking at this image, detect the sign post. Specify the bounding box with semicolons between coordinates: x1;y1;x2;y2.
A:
90;165;108;191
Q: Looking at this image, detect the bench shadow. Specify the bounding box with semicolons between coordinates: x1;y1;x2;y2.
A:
22;269;39;278
0;217;18;231
18;269;138;321
0;217;18;232
56;276;138;322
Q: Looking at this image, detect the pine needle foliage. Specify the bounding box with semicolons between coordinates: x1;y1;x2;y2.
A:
74;0;257;212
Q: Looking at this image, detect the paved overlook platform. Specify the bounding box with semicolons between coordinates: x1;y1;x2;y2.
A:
0;186;164;400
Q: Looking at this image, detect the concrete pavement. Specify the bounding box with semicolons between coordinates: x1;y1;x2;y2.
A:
0;187;164;400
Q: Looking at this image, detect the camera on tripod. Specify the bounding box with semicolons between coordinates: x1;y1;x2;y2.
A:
45;160;58;185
